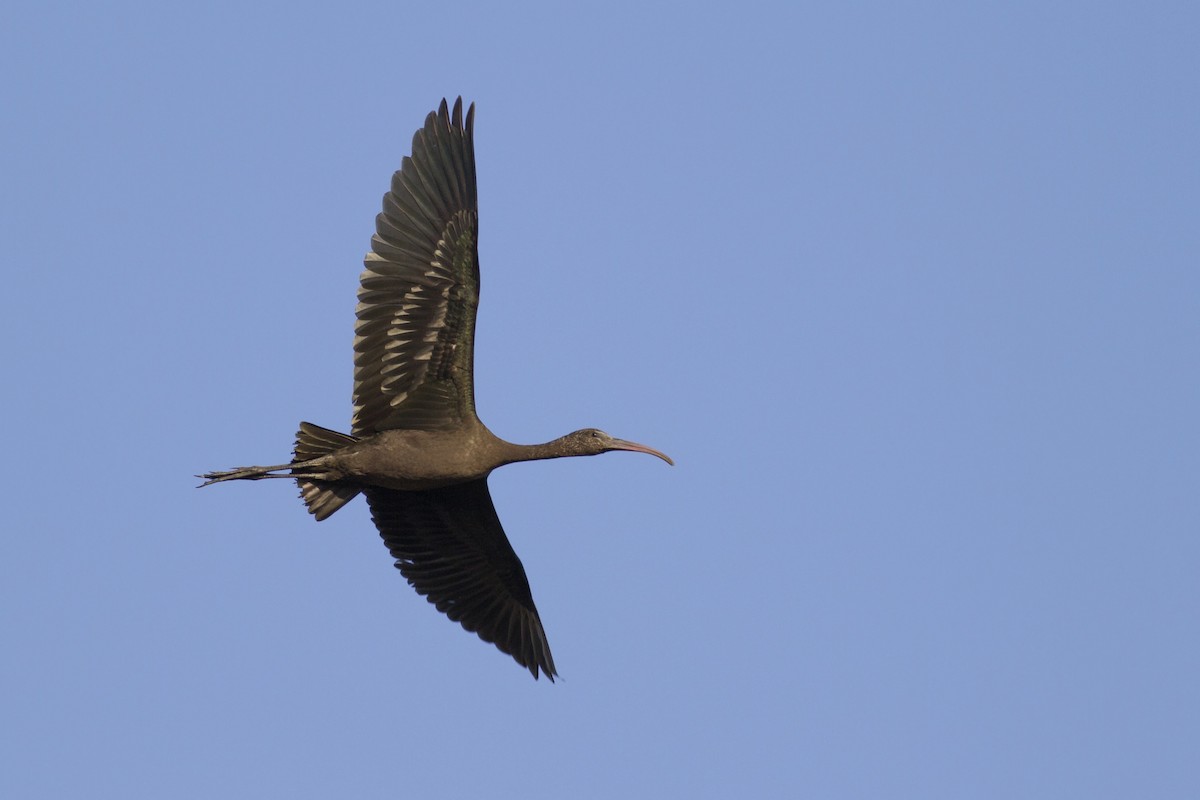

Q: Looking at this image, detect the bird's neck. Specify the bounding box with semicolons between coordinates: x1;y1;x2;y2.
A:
498;435;580;465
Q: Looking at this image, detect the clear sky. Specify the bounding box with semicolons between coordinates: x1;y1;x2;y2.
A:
3;2;1198;797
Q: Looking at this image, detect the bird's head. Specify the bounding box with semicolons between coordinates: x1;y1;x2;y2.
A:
564;428;674;465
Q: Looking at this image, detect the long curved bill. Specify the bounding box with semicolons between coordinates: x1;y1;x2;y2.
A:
609;438;674;466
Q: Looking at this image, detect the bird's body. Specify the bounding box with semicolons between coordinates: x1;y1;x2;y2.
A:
200;98;671;681
310;425;505;491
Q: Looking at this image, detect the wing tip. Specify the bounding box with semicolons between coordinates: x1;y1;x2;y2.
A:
435;96;473;136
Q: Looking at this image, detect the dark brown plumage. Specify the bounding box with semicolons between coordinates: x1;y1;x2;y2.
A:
199;99;671;681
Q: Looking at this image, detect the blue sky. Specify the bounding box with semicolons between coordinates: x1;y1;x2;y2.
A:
3;2;1198;797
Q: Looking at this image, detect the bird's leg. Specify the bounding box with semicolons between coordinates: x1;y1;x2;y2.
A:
196;457;332;487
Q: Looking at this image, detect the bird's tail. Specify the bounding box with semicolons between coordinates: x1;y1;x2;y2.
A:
293;422;360;521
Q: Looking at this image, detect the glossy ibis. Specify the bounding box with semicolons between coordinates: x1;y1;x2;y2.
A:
200;98;672;681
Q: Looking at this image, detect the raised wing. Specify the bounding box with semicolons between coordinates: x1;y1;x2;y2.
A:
364;480;558;680
353;98;480;436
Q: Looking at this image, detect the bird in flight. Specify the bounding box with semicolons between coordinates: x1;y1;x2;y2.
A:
200;98;672;681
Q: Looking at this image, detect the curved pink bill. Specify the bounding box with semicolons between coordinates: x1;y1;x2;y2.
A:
609;439;674;466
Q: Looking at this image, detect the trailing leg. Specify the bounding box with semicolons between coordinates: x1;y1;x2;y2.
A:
198;421;362;520
197;458;329;487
